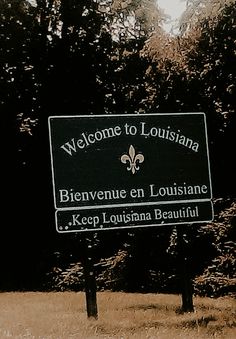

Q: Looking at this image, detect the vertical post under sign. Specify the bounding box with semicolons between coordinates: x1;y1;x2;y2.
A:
177;225;194;313
82;236;98;319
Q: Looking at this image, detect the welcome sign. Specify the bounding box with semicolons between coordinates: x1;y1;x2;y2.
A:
48;113;213;233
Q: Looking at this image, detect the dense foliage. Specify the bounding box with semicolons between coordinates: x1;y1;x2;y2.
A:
1;0;235;295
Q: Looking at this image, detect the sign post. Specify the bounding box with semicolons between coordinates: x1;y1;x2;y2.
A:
177;225;194;313
48;113;213;316
82;236;98;319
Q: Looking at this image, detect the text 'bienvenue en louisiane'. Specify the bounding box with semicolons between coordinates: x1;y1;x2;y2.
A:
59;183;209;204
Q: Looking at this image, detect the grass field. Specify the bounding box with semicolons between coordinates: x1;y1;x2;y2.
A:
0;292;235;338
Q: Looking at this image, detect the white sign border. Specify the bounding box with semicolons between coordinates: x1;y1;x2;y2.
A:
48;112;213;232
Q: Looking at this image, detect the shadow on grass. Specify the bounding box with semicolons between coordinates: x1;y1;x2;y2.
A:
126;303;176;312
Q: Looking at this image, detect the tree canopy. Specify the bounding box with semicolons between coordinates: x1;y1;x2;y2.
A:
1;0;235;292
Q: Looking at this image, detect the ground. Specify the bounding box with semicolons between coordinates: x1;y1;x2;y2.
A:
0;292;235;338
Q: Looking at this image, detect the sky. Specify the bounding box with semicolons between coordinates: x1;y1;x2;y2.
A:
157;0;187;34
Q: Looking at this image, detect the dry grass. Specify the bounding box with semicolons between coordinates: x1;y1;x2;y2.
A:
0;292;235;338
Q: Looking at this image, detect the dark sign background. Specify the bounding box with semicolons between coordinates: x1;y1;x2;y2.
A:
49;113;212;205
49;113;213;233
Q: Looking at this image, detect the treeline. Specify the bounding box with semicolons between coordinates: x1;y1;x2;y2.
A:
1;0;235;294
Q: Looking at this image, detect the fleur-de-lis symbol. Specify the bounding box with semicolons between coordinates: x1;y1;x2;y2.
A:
121;145;144;174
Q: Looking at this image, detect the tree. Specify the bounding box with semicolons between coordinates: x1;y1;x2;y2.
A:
142;0;236;195
100;0;164;114
180;0;236;195
1;0;114;289
1;0;163;289
194;199;236;297
0;0;46;289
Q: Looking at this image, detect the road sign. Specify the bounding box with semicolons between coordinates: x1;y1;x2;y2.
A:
48;113;213;232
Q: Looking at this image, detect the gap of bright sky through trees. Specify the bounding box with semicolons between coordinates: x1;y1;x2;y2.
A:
27;0;187;35
157;0;187;34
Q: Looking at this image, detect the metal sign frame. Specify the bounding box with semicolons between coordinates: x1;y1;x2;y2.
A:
48;113;213;233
